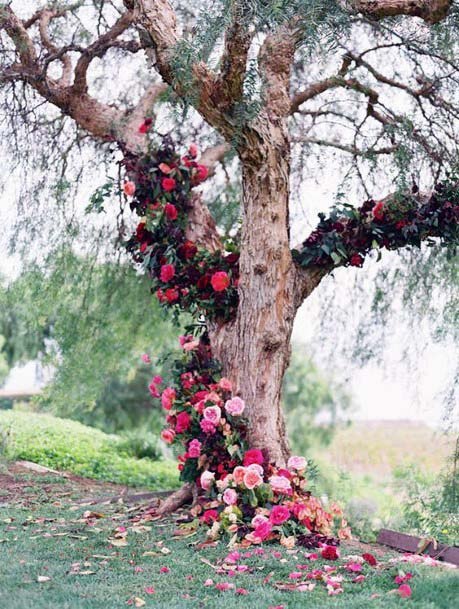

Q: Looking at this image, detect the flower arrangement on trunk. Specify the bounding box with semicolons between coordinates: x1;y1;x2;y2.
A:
116;130;457;548
144;333;350;547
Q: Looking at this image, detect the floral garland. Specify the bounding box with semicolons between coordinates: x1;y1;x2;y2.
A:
122;137;239;322
294;182;459;270
143;333;350;547
120;131;348;546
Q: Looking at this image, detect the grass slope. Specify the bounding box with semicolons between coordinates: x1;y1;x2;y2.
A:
0;466;457;609
0;410;179;490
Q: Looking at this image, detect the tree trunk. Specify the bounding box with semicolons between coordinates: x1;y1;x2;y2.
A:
210;119;297;465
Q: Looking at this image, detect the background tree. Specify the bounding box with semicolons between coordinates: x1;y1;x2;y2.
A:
1;1;458;510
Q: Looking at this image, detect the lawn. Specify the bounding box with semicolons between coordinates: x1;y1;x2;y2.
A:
0;410;179;490
0;462;457;609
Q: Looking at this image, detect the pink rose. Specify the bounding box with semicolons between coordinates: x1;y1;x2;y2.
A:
243;469;263;490
232;466;246;485
269;505;291;525
269;475;292;494
251;514;269;528
200;419;216;434
161;387;176;410
161;177;176;192
200;470;215;491
141;353;151;364
153;375;163;384
188;143;198;158
253;520;272;541
223;488;238;505
188;439;201;458
210;271;230;292
243;449;264;466
203;405;221;425
161;428;175;444
225;397;245;416
397;584;412;598
179;334;194;347
123;181;136;196
175;411;191;434
164;203;178;220
183;339;200;352
218;377;232;391
247;463;264;476
148;381;160;398
287;455;307;471
160;264;175;282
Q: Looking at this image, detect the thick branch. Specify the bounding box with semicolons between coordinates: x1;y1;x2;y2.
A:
345;0;452;23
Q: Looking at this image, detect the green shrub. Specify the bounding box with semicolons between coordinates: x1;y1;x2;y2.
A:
0;410;179;490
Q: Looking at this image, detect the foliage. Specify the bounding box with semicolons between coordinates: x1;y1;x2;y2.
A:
393;442;459;546
0;335;9;386
283;349;350;454
0;410;179;490
0;250;177;431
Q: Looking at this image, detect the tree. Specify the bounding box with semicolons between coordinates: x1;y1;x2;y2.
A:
1;1;458;516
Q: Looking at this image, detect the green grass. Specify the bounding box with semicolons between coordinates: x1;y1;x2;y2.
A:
0;410;179;490
0;472;457;609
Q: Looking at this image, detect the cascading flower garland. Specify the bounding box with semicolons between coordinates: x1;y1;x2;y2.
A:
118;129;457;548
293;183;459;270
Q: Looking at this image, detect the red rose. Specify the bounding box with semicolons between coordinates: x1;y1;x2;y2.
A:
162;177;176;192
164;203;178;220
160;264;175;282
195;164;208;182
139;117;153;133
372;201;385;221
362;553;377;566
165;288;179;303
177;240;198;260
269;505;290;525
201;509;219;524
277;468;292;479
211;271;230;292
175;411;191;434
349;253;364;267
243;448;264;466
321;545;339;560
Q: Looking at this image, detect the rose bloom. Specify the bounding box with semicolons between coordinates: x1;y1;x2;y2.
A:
159;162;172;174
210;271;230;292
350;253;364;267
141;353;151;364
200;470;215;491
200;419;216;434
247;463;264;476
232;466;246;485
321;545;339;561
201;509;219;524
268;475;292;494
148;381;160;398
123;181;136;196
203;405;221;425
219;377;232;391
224;397;245;416
188;439;201;458
269;505;291;525
161;428;175;444
195;164;209;182
188;143;198;158
179;334;194;347
161;387;176;410
243;469;263;490
164;203;178;220
251;514;269;528
153;375;163;385
372;200;385;220
253;520;272;541
161;177;176;192
223;488;238;506
164;287;179;303
287;455;307;471
175;411;191;433
243;449;264;466
183;339;200;352
216;474;232;491
160;264;175;282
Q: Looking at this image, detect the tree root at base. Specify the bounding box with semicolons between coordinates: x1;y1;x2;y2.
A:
156;482;194;515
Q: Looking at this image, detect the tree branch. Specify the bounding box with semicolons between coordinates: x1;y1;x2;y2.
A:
344;0;453;23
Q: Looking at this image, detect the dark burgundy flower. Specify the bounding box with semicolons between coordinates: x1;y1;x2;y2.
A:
349;253;364;267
